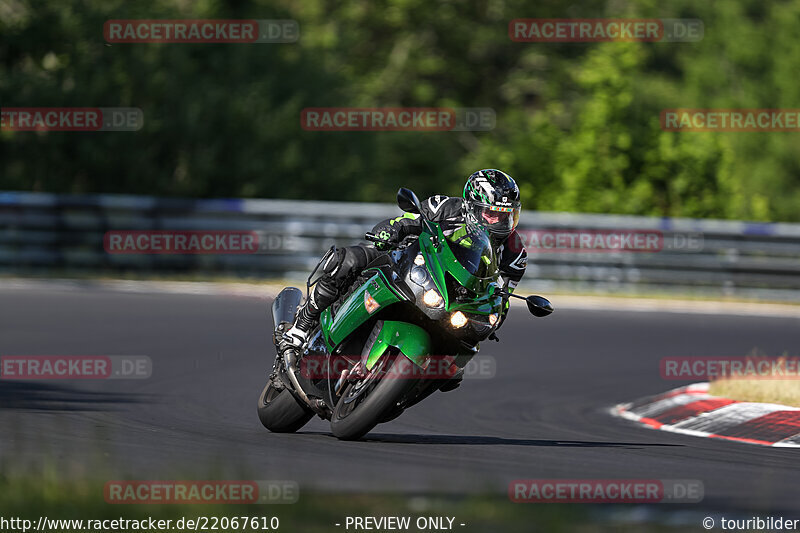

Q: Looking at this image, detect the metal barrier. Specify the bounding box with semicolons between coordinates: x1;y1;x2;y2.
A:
1;191;799;300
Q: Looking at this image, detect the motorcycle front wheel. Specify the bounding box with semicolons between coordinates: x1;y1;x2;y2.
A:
330;352;418;440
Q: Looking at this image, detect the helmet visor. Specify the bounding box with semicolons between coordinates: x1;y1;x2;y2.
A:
469;202;520;237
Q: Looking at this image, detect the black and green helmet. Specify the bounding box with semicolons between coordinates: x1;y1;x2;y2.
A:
462;169;521;239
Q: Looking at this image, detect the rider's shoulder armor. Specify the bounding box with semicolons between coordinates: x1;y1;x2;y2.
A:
504;230;526;258
419;195;463;223
497;229;528;284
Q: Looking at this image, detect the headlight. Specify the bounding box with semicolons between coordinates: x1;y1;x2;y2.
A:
414;254;425;266
423;289;443;307
488;313;498;326
450;311;468;328
410;266;429;285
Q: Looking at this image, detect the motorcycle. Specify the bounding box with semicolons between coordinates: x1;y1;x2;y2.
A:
257;188;553;440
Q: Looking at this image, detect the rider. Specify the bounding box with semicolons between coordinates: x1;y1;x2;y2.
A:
281;169;528;351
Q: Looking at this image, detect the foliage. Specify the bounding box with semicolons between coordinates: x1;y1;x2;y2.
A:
1;0;798;221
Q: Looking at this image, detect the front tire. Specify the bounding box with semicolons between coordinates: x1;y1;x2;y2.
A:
330;353;418;440
257;379;314;433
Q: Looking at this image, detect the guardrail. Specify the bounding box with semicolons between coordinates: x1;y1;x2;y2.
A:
1;191;799;301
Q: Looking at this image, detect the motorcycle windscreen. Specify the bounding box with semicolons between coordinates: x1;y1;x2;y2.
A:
445;224;498;292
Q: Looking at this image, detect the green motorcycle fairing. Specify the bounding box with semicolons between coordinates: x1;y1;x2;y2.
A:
418;223;504;315
318;219;504;371
319;270;431;370
364;320;432;370
320;270;401;346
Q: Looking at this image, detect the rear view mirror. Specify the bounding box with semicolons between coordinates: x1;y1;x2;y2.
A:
526;295;554;317
397;187;422;214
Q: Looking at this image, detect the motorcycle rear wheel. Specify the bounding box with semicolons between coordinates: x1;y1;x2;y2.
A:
257;379;314;433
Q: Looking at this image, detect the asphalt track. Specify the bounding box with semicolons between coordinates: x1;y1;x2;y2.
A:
0;282;799;512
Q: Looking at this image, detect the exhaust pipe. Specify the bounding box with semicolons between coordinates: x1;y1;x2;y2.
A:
270;287;318;410
271;287;304;329
283;347;316;409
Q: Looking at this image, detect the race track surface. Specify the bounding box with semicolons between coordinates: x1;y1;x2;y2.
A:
1;282;798;512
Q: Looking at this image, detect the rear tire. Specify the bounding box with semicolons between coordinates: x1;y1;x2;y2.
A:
330;353;417;440
257;380;314;433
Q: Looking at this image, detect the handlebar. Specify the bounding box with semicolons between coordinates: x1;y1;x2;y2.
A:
364;232;392;245
364;232;419;249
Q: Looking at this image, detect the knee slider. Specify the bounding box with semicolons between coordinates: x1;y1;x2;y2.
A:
314;278;338;300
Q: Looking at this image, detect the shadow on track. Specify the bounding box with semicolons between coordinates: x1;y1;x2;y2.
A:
300;431;681;447
0;382;151;411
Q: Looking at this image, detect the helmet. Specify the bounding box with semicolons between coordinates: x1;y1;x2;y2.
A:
462;169;521;239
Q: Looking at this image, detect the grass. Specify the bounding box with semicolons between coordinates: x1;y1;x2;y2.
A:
707;353;800;408
709;379;800;408
0;474;574;533
0;472;717;532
